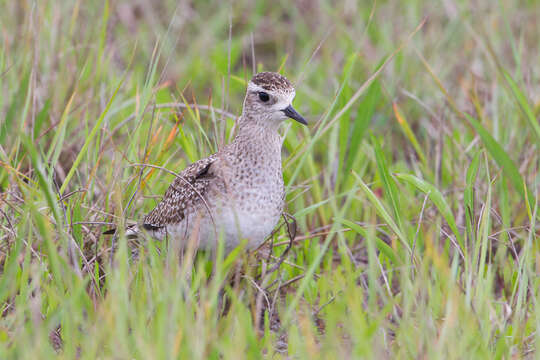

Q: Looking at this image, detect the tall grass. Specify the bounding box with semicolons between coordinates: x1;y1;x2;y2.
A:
0;0;538;358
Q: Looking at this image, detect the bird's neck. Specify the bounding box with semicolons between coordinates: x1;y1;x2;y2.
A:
230;117;283;160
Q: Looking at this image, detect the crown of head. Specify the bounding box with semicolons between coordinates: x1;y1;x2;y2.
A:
242;72;306;127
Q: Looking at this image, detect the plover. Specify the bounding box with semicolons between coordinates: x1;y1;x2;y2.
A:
110;72;306;253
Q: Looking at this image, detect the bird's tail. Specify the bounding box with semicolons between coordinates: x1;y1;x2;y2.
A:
103;224;139;239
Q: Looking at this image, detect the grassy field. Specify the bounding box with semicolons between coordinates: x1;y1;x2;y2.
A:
1;0;539;358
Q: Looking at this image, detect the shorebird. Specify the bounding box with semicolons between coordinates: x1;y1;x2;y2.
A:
107;72;306;254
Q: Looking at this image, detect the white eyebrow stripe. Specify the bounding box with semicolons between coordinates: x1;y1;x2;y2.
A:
247;81;296;109
247;82;267;93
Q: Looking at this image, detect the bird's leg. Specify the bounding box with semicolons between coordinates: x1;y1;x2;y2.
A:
264;212;297;275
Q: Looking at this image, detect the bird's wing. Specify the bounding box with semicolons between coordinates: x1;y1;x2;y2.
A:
141;154;219;230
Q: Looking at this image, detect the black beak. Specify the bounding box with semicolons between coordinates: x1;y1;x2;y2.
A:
282;105;307;125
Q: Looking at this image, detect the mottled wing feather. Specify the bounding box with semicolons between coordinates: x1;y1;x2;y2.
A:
142;154;218;229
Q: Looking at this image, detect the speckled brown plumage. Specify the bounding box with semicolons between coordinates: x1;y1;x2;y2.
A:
127;72;306;253
251;72;292;92
142;154;218;230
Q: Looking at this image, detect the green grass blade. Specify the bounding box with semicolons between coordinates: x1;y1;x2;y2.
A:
0;71;30;145
59;78;124;194
353;171;412;255
338;218;401;265
33;98;51;140
344;80;380;175
502;70;540;145
372;135;403;229
47;92;76;172
464;113;533;209
464;151;481;245
20;135;67;286
392;102;428;168
394;173;465;256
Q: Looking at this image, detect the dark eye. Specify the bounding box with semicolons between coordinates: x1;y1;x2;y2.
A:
258;92;270;102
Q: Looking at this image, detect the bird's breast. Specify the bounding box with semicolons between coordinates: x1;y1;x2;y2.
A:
209;160;284;250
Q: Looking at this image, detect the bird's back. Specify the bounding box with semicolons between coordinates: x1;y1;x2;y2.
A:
141;153;220;235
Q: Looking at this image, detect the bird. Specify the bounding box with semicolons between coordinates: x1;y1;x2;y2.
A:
106;72;307;254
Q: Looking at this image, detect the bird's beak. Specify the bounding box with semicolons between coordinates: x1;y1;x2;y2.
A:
282;105;307;125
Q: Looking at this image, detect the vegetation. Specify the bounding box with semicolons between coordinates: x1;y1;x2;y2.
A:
0;0;538;358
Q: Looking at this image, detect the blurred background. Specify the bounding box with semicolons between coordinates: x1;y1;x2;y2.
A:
2;1;539;181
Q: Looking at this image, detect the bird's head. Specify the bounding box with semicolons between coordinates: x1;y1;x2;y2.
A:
241;72;307;128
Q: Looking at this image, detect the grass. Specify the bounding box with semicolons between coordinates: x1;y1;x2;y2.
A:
1;0;539;358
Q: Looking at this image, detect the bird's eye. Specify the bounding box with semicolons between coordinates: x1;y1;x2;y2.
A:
258;92;270;102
